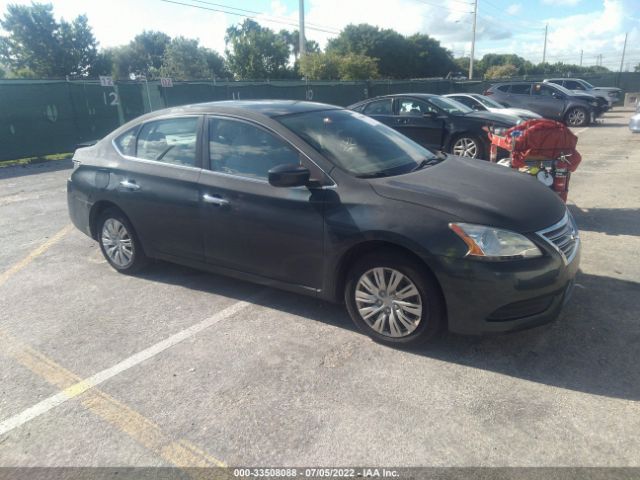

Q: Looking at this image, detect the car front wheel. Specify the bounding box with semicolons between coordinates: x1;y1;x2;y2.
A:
451;135;484;159
564;107;589;127
344;251;444;346
98;209;148;274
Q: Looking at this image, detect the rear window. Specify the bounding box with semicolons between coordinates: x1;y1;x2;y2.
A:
496;85;510;93
509;84;532;95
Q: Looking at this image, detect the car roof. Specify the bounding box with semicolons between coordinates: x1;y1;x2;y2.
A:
138;100;341;119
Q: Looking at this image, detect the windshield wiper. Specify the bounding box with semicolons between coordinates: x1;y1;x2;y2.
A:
411;155;444;172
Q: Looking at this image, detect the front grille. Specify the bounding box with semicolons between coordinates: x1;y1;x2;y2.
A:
537;212;579;263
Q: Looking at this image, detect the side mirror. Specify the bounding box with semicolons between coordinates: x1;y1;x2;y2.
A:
552;92;563;100
268;164;310;188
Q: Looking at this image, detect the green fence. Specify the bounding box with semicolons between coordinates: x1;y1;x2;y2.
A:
1;73;639;161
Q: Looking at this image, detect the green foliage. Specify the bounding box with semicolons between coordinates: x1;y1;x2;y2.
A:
0;65;5;78
109;31;170;79
0;3;98;77
225;19;290;80
299;51;379;80
633;63;639;72
485;63;519;79
278;29;320;60
160;37;209;80
326;24;455;79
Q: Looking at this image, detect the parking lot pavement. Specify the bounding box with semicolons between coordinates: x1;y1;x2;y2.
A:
1;108;639;468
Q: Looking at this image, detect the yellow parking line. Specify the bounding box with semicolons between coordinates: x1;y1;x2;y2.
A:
0;224;74;288
0;331;226;469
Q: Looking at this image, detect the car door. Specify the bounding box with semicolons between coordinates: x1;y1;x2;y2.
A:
198;116;326;290
503;83;532;109
361;98;395;127
529;84;565;120
393;97;445;150
112;116;204;261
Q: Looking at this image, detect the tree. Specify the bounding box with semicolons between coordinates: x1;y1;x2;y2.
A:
225;20;291;79
203;48;232;79
326;24;454;79
484;63;519;79
0;3;99;77
278;29;320;61
160;37;210;80
110;31;170;79
635;63;640;72
0;65;5;78
299;51;379;80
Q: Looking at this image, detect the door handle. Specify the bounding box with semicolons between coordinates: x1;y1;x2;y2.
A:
119;180;140;191
202;193;229;206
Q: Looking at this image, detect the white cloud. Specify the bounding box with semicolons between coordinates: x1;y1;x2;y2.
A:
541;0;581;5
507;4;522;15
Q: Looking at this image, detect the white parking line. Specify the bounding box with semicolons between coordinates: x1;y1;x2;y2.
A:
0;296;259;436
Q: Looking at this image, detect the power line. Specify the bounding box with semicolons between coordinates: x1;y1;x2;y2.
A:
159;0;340;34
188;0;334;31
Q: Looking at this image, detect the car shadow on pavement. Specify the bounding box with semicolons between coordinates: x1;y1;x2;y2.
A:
138;262;640;401
569;205;640;236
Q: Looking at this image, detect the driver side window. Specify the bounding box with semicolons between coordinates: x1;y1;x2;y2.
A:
136;117;198;167
398;98;437;115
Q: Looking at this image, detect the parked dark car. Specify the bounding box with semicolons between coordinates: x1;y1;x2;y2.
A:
68;100;580;346
485;82;604;126
543;78;621;107
348;94;518;160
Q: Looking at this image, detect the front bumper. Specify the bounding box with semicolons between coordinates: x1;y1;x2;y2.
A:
431;239;581;335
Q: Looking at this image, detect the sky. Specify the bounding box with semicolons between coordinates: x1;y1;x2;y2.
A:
0;0;639;70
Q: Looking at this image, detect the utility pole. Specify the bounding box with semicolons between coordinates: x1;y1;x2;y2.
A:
619;32;628;73
469;0;478;79
542;24;548;63
299;0;306;56
579;49;583;67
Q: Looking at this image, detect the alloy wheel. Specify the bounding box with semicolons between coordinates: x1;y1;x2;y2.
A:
355;267;423;338
452;137;479;158
101;218;135;268
566;108;586;126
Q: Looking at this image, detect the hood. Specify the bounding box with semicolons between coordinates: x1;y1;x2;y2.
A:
570;93;598;102
462;110;520;126
504;108;541;119
591;87;621;93
369;155;566;233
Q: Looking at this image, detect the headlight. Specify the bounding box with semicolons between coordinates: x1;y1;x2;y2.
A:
449;223;542;260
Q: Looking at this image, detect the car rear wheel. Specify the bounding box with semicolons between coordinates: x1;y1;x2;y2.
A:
344;251;444;346
451;135;484;159
98;209;148;274
564;107;588;127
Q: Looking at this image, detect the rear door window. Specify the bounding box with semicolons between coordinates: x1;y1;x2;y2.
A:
362;99;393;115
136;117;199;167
509;84;532;95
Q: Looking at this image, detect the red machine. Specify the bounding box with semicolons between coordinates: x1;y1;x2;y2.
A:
487;119;581;202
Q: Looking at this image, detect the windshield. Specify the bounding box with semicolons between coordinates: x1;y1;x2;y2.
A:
547;83;573;95
428;96;473;115
472;94;504;109
278;109;438;177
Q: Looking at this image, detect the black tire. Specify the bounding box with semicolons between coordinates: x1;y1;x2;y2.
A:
564;107;589;127
97;208;148;274
449;134;486;160
344;250;445;346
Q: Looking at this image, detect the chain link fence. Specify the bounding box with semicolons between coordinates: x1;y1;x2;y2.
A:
1;73;639;161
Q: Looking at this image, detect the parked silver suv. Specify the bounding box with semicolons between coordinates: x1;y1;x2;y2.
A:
544;78;622;107
484;82;602;127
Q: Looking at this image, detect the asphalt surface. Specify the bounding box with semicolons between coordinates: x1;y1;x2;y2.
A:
0;108;639;470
